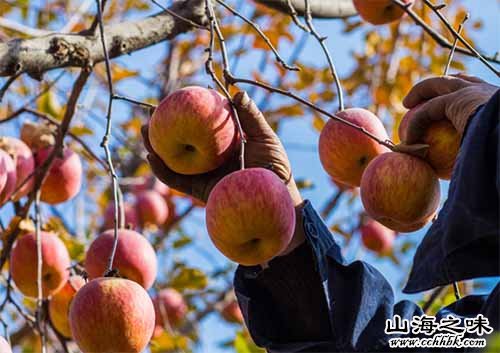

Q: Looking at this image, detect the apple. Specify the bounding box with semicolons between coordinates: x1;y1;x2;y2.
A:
136;190;169;227
69;277;155;353
319;108;390;187
35;147;82;204
360;152;440;232
148;86;237;175
153;288;188;332
0;137;34;201
49;276;86;338
399;107;460;180
85;229;157;289
132;176;170;197
353;0;410;25
220;299;244;324
101;202;139;230
0;337;12;353
0;149;16;206
10;231;71;298
360;218;396;255
206;168;296;266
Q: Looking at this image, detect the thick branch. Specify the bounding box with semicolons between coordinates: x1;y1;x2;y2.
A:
0;0;207;77
255;0;357;19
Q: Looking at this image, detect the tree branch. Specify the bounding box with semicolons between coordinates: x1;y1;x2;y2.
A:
255;0;357;19
0;0;207;77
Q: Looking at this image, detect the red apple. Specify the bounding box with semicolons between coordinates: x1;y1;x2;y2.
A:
10;231;71;298
148;86;237;175
132;176;170;197
353;0;410;25
221;299;244;324
153;288;188;333
206;168;296;266
319;108;390;187
101;202;139;230
360;219;396;255
361;152;440;232
36;147;82;204
69;277;155;353
0;337;12;353
49;276;86;338
85;229;157;289
136;190;169;227
399;107;460;180
0;137;34;201
0;149;16;206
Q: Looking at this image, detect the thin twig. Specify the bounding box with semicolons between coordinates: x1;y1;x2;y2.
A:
150;0;208;30
285;0;309;32
0;73;20;103
443;13;469;76
34;190;47;353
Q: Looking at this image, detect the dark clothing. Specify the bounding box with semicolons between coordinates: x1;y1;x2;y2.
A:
234;90;500;352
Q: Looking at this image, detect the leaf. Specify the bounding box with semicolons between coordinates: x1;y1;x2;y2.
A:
392;143;429;159
172;235;192;249
150;331;189;353
169;266;208;291
70;125;93;137
37;90;62;119
312;115;325;132
234;331;265;353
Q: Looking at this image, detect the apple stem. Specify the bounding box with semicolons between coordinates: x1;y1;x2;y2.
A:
33;189;47;353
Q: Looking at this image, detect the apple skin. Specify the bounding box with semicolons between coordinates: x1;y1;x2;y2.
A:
206;168;296;266
319;108;390;187
69;277;155;353
10;231;71;298
85;229;158;289
361;152;440;232
221;300;244;324
153;288;188;334
0;336;12;353
353;0;410;25
132;176;170;197
49;276;86;338
136;190;169;227
101;202;139;230
399;107;460;180
0;137;35;201
360;219;396;255
35;147;82;205
0;149;16;206
148;86;237;175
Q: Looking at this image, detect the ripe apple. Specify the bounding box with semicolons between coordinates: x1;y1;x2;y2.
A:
319;108;390;187
132;176;170;197
360;218;396;255
85;229;157;289
148;86;237;175
399;107;460;180
0;149;16;206
360;152;440;232
101;202;139;230
353;0;410;25
49;276;86;338
0;336;12;353
0;137;34;201
10;231;71;298
35;147;82;204
220;299;244;324
206;168;296;266
153;288;188;334
136;190;169;227
69;277;155;353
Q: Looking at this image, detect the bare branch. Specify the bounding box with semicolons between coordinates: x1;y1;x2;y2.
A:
255;0;357;19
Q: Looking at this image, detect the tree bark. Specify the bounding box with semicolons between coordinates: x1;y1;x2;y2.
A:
255;0;357;19
0;0;207;77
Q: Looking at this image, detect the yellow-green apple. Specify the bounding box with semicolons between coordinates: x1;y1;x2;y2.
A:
0;337;12;353
353;0;410;25
220;299;244;324
360;218;396;255
35;147;82;204
153;288;187;335
360;152;440;232
319;108;390;187
101;202;139;230
49;276;86;338
0;149;16;206
0;137;34;201
206;168;296;266
85;229;157;289
69;277;155;353
10;231;71;298
399;107;460;180
136;190;169;227
148;86;237;175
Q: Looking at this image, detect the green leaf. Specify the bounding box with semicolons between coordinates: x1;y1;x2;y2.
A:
169;266;208;291
173;235;192;249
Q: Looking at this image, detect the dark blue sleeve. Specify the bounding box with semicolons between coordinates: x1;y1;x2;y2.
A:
233;91;500;352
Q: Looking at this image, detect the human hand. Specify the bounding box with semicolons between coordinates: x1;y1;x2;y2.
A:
401;74;498;144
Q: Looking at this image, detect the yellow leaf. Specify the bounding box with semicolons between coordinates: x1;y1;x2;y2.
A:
169;267;208;291
312;115;325;132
